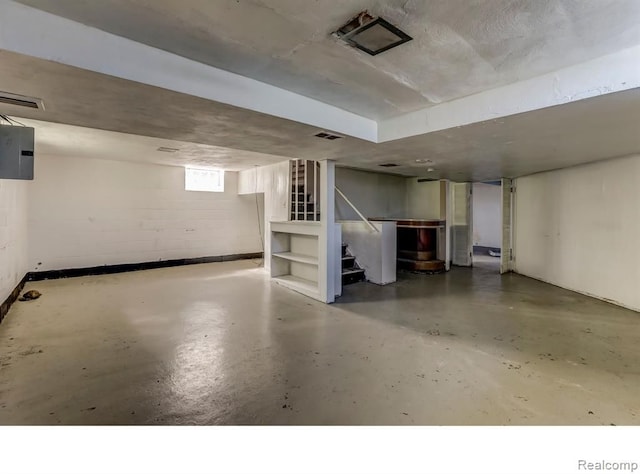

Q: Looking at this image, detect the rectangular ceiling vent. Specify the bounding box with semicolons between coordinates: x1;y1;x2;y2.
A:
157;146;179;153
0;91;45;110
335;11;413;56
314;131;342;140
379;163;398;167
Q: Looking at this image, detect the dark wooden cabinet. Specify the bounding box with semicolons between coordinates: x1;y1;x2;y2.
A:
371;219;446;272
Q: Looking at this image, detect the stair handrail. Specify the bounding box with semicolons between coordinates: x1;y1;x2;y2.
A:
335;186;379;233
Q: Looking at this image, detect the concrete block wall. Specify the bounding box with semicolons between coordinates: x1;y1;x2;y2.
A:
0;179;28;302
27;155;263;272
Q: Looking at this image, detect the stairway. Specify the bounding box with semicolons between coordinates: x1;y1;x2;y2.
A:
341;243;365;285
290;159;320;221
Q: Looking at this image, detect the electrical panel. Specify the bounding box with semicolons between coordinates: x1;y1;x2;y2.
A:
0;124;34;180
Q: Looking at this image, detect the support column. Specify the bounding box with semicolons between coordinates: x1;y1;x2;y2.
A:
319;160;338;303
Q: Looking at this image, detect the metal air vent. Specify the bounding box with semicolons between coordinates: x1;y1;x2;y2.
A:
0;91;44;110
157;147;179;153
379;163;398;167
314;132;342;140
335;11;412;56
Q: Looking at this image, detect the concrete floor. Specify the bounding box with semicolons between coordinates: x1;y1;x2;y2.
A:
0;259;638;425
472;251;501;271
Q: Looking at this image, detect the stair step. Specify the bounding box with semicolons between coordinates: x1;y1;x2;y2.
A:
342;268;363;275
342;268;365;285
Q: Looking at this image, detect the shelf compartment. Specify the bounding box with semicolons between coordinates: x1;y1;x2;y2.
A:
271;220;321;236
272;252;318;266
272;275;320;299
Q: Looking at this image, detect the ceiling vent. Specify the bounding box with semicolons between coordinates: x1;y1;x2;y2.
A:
335;11;412;56
314;132;342;140
379;163;398;167
0;91;45;110
157;146;179;153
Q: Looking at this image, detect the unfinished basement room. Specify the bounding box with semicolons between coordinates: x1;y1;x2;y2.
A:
0;1;638;474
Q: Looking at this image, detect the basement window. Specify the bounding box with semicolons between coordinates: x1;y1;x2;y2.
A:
185;167;224;193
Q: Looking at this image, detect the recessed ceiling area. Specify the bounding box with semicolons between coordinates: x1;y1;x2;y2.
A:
14;118;289;171
0;3;639;182
15;0;640;119
6;43;639;182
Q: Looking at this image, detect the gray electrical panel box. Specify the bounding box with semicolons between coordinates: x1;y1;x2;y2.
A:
0;124;35;180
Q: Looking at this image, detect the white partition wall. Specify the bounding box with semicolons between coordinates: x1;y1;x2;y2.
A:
340;221;396;285
269;160;340;303
513;155;640;311
238;161;290;272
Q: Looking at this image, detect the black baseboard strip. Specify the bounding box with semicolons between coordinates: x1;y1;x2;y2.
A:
0;252;262;324
27;252;264;282
0;274;28;324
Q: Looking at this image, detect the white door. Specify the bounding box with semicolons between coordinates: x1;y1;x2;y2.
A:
451;182;473;266
500;178;514;274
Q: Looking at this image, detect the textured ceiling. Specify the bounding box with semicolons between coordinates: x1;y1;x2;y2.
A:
15;0;640;119
2;51;638;182
13;119;289;172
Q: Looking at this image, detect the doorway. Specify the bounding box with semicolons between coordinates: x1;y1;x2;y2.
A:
471;181;502;272
449;179;514;274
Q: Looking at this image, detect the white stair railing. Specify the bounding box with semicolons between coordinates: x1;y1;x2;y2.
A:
335;186;379;233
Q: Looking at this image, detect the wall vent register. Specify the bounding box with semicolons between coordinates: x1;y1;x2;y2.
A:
0;91;44;110
314;132;342;140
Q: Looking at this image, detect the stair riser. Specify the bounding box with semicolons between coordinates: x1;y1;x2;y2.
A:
342;271;365;285
342;257;355;269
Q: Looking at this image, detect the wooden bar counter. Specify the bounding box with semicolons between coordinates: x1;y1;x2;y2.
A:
370;218;446;273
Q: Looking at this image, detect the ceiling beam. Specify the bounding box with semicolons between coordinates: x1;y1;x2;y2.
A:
378;45;640;142
0;0;377;142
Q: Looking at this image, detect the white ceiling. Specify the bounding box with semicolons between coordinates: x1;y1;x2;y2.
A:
11;118;288;171
4;47;639;182
1;2;639;182
15;0;640;119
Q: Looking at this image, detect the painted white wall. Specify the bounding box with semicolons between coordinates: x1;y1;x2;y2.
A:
472;183;501;248
406;179;440;219
238;161;289;271
340;221;396;285
335;168;407;220
0;179;29;302
514;155;640;311
28;154;263;271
